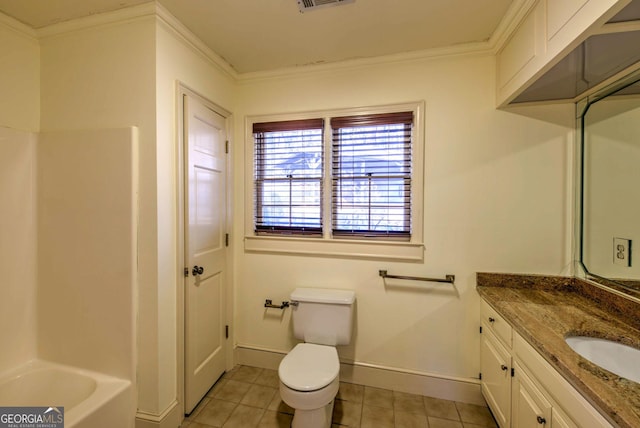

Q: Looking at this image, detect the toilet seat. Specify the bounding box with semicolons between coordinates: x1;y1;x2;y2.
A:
279;343;339;392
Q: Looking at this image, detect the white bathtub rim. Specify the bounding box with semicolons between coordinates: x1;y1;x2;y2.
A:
0;358;131;427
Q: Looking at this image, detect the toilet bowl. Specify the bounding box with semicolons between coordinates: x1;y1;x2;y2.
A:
279;343;340;428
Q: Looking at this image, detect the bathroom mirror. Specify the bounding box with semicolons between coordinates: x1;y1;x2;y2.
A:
579;70;640;297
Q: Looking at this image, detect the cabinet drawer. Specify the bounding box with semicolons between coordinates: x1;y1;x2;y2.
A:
481;300;512;348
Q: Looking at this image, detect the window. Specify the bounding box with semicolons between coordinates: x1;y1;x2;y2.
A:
331;112;412;239
253;119;324;235
245;103;424;261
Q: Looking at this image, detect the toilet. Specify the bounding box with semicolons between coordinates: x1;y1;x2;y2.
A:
278;288;356;428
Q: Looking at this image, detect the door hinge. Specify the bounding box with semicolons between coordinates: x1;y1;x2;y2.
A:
479;372;482;380
184;267;189;277
479;326;483;333
511;367;515;377
225;325;229;339
225;140;229;154
225;233;229;247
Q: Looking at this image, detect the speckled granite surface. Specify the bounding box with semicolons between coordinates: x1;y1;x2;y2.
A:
476;273;640;428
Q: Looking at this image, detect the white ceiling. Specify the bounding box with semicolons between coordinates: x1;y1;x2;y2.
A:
0;0;515;74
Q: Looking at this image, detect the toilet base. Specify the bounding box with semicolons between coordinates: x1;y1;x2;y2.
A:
279;377;339;428
291;399;335;428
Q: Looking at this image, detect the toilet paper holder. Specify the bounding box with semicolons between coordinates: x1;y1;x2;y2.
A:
264;299;290;309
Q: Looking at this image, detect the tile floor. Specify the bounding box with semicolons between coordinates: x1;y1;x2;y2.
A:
181;365;498;428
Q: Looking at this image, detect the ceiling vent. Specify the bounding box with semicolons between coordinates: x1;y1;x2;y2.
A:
297;0;355;13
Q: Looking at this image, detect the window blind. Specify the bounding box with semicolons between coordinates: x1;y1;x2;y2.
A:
330;112;413;239
253;119;324;235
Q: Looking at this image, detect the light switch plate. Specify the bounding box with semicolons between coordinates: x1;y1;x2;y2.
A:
613;238;631;267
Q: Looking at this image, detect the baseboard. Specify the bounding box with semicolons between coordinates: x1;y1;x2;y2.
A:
235;345;285;370
235;345;484;405
135;400;182;428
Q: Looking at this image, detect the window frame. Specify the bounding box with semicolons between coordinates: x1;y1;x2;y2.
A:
244;102;425;261
253;118;325;236
330;111;413;240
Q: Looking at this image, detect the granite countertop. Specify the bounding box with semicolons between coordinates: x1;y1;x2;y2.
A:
476;273;640;428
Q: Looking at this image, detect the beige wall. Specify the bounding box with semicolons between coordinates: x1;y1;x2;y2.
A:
11;5;238;419
233;54;574;380
0;15;39;131
152;12;236;416
37;10;160;412
0;16;39;374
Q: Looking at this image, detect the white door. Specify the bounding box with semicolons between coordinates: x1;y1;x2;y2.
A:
184;94;228;414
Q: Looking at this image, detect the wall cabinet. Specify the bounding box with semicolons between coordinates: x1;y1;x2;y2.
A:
496;0;630;106
479;300;612;428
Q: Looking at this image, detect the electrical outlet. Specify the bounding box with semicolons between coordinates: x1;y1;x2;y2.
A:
613;238;631;267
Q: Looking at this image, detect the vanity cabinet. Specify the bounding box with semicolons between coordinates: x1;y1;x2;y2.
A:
479;300;612;428
496;0;629;106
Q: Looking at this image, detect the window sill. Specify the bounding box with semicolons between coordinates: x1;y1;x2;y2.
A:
244;235;424;261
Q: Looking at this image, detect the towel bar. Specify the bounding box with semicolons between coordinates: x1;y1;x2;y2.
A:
379;270;455;284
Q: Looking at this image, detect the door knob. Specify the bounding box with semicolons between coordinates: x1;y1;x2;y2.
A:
192;265;204;276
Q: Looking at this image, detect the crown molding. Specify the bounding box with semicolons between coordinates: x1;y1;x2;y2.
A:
0;10;38;43
154;3;238;81
237;40;495;84
488;0;537;53
36;2;156;39
31;1;238;80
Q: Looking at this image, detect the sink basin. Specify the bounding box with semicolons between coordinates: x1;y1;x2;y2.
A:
565;336;640;383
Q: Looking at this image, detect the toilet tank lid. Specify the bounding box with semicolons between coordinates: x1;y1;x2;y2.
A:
290;288;355;305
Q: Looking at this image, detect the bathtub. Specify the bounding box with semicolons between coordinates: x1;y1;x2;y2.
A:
0;360;133;428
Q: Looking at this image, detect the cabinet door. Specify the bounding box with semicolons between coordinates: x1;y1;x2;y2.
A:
512;361;552;428
481;328;511;428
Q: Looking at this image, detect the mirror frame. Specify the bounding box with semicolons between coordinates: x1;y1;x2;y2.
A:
577;68;640;299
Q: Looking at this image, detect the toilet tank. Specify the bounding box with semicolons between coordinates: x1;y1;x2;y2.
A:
290;288;356;346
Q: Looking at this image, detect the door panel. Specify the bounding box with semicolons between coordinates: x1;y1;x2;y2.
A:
194;273;222;370
194;167;221;254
